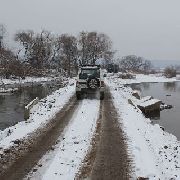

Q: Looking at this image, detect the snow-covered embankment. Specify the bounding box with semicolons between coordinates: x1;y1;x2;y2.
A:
106;74;180;179
0;80;75;151
1;77;55;86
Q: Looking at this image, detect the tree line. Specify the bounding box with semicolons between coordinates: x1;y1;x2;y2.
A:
0;24;156;79
119;55;152;73
0;26;114;78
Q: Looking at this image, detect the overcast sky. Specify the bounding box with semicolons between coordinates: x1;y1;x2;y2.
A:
0;0;180;60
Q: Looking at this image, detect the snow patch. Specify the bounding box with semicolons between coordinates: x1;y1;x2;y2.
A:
110;73;178;85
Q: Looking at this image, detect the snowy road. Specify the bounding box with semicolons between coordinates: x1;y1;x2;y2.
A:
0;81;132;180
1;74;180;180
89;89;131;179
0;95;78;180
26;99;100;180
0;97;100;180
77;89;131;180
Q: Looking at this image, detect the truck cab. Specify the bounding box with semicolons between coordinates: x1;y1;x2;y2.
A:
76;65;105;100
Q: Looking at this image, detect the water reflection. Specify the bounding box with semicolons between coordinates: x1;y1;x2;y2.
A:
131;81;180;139
151;119;161;125
130;83;142;92
145;110;160;120
164;82;176;92
142;82;150;90
0;83;61;130
0;95;5;105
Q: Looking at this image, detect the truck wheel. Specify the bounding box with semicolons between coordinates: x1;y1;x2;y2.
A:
76;93;82;100
100;92;104;100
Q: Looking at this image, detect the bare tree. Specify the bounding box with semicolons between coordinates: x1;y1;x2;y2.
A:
15;30;54;69
0;47;24;78
141;60;152;74
57;34;78;76
78;31;114;65
0;24;6;49
120;55;152;73
14;30;115;77
164;66;176;78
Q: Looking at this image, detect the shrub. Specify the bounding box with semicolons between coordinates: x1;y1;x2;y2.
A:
164;66;176;78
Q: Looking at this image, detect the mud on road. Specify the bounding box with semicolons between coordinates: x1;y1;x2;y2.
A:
0;89;131;180
0;95;79;180
77;89;132;180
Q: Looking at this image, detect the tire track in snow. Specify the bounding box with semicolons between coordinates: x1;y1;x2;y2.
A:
75;89;131;179
25;99;100;180
0;95;78;180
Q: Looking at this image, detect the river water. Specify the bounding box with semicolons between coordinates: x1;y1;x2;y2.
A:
0;83;60;130
131;82;180;139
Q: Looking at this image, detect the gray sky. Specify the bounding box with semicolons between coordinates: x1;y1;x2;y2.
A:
0;0;180;60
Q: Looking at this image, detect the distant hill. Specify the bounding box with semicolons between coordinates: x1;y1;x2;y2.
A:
151;60;180;68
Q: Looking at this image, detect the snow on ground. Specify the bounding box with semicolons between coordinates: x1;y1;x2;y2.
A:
0;80;75;151
25;99;100;180
0;76;60;85
106;74;180;179
0;87;18;93
108;73;178;85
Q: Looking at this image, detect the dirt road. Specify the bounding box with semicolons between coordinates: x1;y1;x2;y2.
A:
78;90;131;180
0;89;131;180
90;91;131;179
0;95;79;180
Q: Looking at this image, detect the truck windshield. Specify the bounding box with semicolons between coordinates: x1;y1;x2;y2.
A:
79;69;100;79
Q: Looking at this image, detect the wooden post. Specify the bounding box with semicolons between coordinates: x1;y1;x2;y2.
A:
24;97;39;120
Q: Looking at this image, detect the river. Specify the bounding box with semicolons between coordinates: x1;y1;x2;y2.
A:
131;82;180;139
0;83;61;130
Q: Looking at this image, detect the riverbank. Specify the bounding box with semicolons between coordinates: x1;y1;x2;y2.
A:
1;77;53;85
109;73;179;85
0;76;68;89
106;74;180;179
0;79;75;150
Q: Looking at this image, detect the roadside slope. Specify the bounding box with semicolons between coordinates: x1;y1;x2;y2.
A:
107;75;180;179
0;81;75;149
0;95;78;180
0;81;75;178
